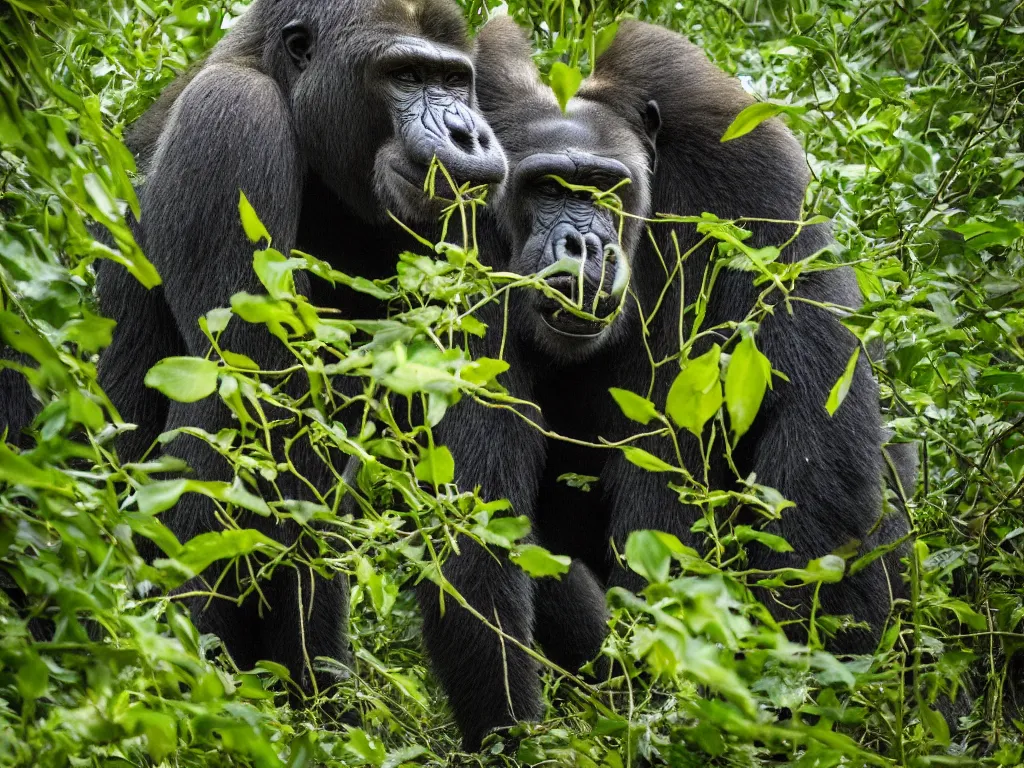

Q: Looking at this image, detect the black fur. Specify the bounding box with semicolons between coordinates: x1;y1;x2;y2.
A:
94;0;506;695
419;18;914;749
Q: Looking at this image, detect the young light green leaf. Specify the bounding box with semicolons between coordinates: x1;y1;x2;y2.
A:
548;62;583;113
511;544;571;578
721;102;796;142
666;344;723;437
594;22;619;57
135;478;190;515
610;387;660;425
145;356;219;402
168;528;285;577
414;445;455;486
625;530;678;584
622;446;677;473
238;190;271;244
825;347;860;416
477;515;532;549
733;525;794;552
724;335;772;440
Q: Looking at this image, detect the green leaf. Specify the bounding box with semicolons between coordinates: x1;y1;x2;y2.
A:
666;344;723;437
462;357;509;387
204;307;233;334
724;335;772;440
145;356;219;403
253;248;300;299
622;446;677;473
721;102;797;142
478;515;531;548
511;544;571;578
548;61;583;113
733;525;793;552
595;22;619;57
610;387;660;425
625;530;681;584
238;190;271;244
414;445;455;486
136;479;190;515
16;652;49;700
825;347;860;416
168;528;285;577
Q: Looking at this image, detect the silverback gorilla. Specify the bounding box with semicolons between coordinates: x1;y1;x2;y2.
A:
93;0;506;695
417;17;914;748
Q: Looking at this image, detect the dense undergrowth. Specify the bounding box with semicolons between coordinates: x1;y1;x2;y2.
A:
1;0;1023;765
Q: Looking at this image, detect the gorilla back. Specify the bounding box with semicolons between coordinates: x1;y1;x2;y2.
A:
95;0;506;696
415;17;912;748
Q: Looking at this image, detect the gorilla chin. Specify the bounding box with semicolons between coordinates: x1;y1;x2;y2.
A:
375;142;505;225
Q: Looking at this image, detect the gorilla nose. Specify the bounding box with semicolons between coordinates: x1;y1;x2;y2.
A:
437;108;507;185
554;227;603;263
543;224;629;309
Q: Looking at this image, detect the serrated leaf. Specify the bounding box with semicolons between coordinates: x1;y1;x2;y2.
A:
610;387;660;425
145;356;219;402
238;190;271;244
825;347;860;416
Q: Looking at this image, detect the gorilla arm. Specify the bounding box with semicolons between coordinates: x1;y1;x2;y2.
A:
139;62;347;687
142;62;305;362
420;324;548;751
734;267;905;652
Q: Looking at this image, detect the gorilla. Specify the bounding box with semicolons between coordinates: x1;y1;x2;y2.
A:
91;0;506;695
417;17;914;749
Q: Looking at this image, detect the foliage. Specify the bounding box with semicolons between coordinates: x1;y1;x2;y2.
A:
1;0;1023;766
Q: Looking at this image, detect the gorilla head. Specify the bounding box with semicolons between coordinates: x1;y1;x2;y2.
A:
475;19;659;360
261;0;507;224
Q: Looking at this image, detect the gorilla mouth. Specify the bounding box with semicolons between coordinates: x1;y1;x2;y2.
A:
391;161;431;193
539;275;613;338
390;161;460;201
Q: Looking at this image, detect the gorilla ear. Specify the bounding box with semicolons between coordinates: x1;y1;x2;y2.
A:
283;21;313;71
642;100;661;173
643;100;661;142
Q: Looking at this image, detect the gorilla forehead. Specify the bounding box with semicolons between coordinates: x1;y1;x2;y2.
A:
515;104;644;172
292;0;468;50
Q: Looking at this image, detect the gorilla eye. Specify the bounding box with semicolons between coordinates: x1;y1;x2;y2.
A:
282;21;312;70
536;179;565;197
444;71;471;88
391;66;422;85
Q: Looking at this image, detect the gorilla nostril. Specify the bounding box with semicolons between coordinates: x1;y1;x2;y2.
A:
563;235;584;258
479;132;490;150
450;126;476;154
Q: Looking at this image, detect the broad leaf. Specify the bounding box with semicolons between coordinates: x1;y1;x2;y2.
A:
666;345;723;437
145;356;219;403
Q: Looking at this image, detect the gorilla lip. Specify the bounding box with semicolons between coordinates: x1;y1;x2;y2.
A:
539;275;613;338
391;160;463;202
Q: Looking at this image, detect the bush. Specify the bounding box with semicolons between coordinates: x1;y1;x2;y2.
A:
1;0;1022;765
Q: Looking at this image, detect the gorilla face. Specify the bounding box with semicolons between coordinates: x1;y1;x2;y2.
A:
374;37;507;221
284;1;507;226
495;102;655;361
